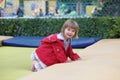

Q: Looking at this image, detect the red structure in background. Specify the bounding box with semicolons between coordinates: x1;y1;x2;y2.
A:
0;0;3;3
98;0;103;2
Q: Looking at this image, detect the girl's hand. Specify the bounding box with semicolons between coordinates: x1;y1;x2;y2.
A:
75;58;81;61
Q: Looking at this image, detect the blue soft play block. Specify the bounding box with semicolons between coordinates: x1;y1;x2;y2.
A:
2;36;101;48
71;37;101;48
2;36;45;48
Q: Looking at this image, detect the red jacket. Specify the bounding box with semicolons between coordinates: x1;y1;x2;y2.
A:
36;34;80;66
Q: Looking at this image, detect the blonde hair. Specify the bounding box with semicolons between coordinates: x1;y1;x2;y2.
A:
61;19;79;38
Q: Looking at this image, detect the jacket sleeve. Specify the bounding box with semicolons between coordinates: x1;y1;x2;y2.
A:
68;46;80;60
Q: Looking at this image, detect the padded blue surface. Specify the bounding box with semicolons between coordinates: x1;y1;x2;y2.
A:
71;37;101;48
2;36;45;48
2;36;101;48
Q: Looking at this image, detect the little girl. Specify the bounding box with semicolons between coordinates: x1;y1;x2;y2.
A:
31;19;81;72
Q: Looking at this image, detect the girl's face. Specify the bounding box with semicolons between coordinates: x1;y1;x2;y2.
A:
64;27;75;40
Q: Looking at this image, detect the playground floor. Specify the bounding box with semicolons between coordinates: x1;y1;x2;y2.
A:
0;46;82;80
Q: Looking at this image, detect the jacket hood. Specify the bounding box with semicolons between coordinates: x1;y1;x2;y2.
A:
41;34;58;43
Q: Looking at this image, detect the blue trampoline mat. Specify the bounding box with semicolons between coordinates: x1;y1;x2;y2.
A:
2;36;102;48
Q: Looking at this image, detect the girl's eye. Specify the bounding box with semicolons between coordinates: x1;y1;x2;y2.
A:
72;29;75;32
72;30;75;32
68;28;71;31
